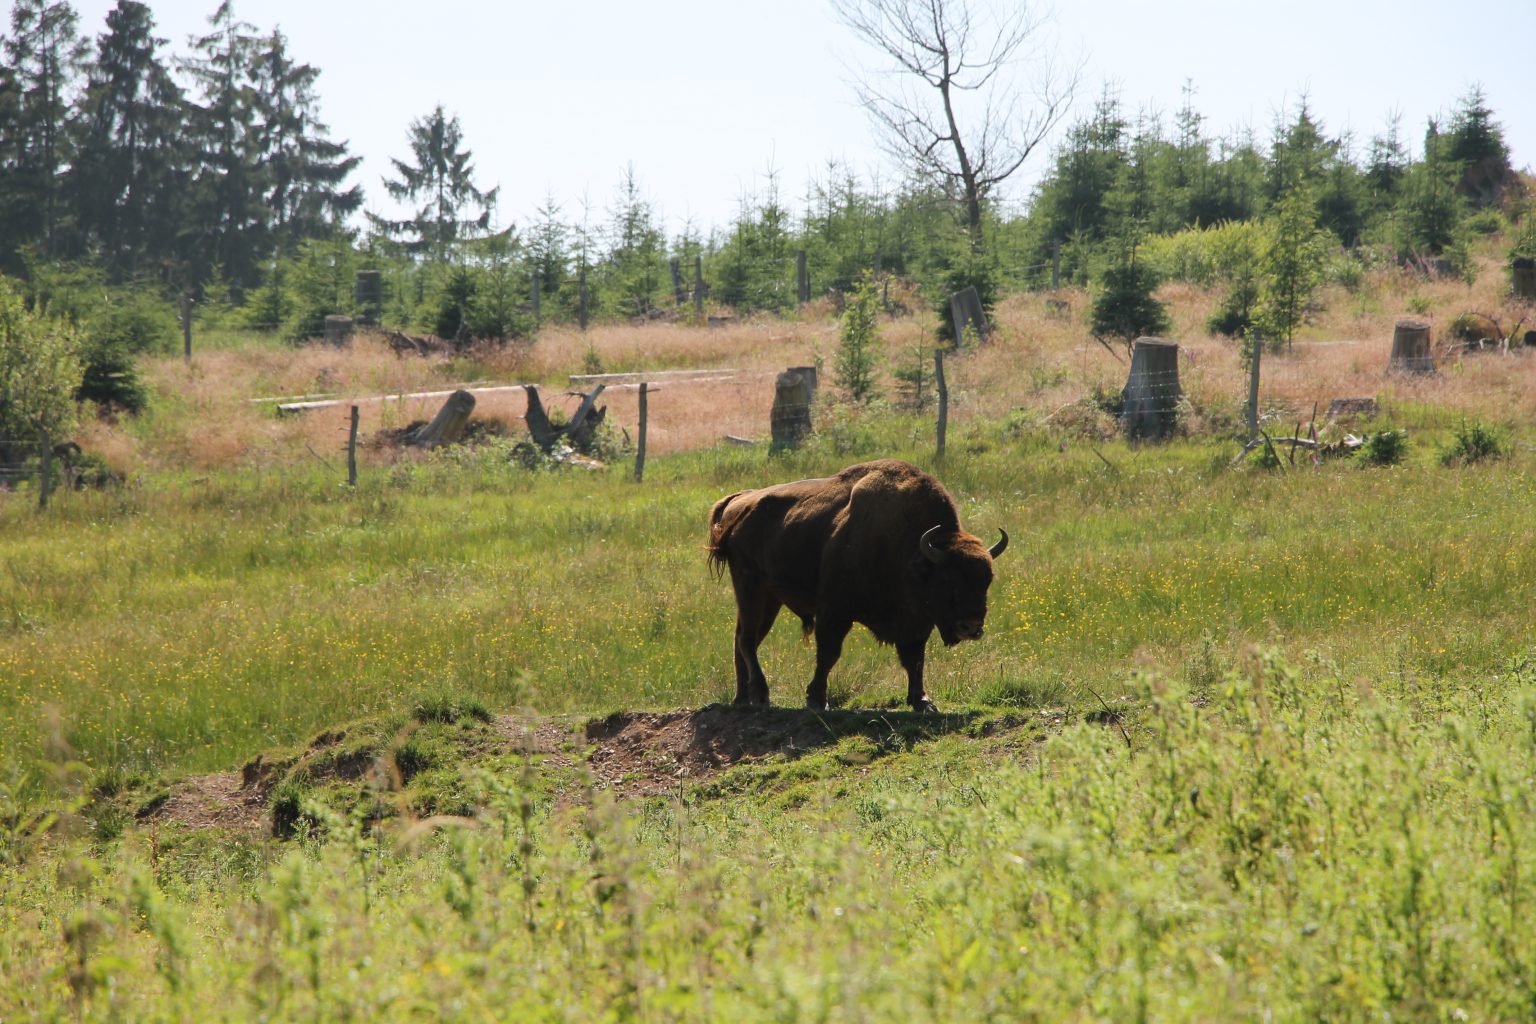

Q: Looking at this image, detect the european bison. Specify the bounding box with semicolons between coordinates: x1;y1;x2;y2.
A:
707;459;1006;712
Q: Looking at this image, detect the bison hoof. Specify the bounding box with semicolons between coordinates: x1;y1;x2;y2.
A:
911;698;940;714
806;697;828;712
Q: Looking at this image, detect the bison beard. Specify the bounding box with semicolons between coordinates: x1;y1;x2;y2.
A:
707;460;1007;713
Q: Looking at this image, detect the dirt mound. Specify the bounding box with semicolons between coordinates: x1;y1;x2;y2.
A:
583;704;981;796
136;705;1007;834
137;771;268;833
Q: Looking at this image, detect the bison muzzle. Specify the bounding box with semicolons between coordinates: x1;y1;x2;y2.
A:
707;459;1006;713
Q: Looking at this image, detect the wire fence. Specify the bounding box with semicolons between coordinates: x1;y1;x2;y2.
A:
0;437;60;507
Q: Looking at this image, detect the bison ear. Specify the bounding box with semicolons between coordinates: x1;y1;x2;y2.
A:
919;525;947;564
989;528;1009;560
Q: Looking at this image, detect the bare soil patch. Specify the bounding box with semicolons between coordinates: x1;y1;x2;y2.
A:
586;706;842;794
137;771;268;834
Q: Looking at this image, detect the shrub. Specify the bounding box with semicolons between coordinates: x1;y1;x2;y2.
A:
0;278;83;460
1090;260;1170;349
413;693;493;725
1361;429;1408;466
1441;420;1505;466
76;341;149;414
892;345;936;411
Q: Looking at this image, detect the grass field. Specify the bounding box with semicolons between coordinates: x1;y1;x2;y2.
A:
3;256;1536;1019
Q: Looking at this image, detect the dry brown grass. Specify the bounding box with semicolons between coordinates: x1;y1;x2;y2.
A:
106;247;1534;474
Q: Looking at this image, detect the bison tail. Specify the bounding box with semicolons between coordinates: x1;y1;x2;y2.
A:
706;491;744;580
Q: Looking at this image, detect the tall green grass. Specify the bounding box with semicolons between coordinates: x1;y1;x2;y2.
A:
2;429;1532;782
5;421;1536;1019
7;651;1536;1019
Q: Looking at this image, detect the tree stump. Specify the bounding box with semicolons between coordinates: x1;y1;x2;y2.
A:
324;315;354;347
948;286;988;344
354;271;383;324
1514;257;1536;301
1389;319;1434;374
771;367;816;451
524;384;607;454
524;386;560;451
409;389;476;449
564;384;607;452
1119;337;1181;440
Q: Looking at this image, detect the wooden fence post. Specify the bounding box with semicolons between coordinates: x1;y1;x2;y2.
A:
1247;330;1262;442
578;268;589;331
670;258;686;306
38;435;52;510
531;273;541;327
694;255;705;318
634;382;649;482
347;405;359;486
796;250;810;304
181;295;193;364
1052;239;1061;289
934;349;948;459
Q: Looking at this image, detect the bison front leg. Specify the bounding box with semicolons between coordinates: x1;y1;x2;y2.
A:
897;637;939;713
805;617;852;711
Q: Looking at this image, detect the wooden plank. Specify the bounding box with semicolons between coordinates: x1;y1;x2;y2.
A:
568;369;739;386
277;384;527;414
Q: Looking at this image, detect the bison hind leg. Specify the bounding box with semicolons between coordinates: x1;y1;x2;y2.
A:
732;586;781;706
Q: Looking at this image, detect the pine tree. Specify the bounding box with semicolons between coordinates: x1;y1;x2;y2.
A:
1443;85;1513;208
249;29;361;252
1258;182;1326;351
69;0;188;278
0;1;88;267
1394;120;1465;259
369;105;497;260
1365;113;1408;217
526;190;569;304
833;275;881;404
179;1;265;290
604;165;666;316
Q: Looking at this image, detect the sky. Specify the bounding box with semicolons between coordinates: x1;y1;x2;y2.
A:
58;0;1536;239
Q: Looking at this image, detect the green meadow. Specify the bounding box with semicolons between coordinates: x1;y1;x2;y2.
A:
4;411;1536;1019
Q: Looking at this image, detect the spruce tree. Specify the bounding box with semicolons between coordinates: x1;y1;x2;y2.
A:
369;105;497;260
1258;182;1326;351
70;0;188;278
604;165;667;317
249;29;361;252
0;1;88;268
179;1;265;290
1443;85;1513;207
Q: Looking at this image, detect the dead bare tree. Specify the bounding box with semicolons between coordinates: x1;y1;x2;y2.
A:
832;0;1080;251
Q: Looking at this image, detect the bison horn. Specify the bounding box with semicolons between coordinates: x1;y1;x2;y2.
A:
989;528;1009;560
919;525;946;564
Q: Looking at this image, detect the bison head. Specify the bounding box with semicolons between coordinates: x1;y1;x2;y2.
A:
918;525;1007;645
